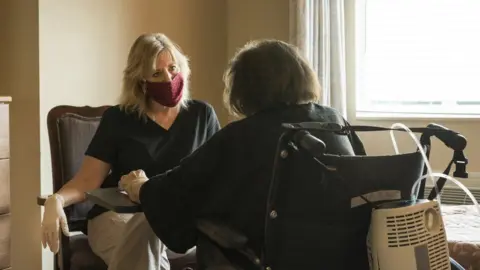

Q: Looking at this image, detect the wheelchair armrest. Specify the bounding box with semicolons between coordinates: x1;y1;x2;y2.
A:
196;219;248;249
196;219;262;267
37;195;49;206
86;187;142;213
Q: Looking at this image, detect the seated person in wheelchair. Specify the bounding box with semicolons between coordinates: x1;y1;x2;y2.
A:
40;33;220;270
119;39;366;269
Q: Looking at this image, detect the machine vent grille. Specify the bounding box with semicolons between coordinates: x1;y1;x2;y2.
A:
385;209;428;247
385;205;450;269
427;205;450;270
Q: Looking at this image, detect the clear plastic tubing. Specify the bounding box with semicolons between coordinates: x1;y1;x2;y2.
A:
389;123;440;205
411;172;480;215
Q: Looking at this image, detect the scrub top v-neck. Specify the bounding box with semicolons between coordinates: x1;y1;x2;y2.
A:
85;100;220;220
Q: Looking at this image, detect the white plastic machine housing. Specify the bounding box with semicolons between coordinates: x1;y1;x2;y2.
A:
368;199;450;270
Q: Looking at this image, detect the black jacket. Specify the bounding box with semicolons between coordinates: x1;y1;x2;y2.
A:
139;103;366;269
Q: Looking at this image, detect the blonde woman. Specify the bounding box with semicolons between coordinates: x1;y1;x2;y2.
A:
40;33;220;270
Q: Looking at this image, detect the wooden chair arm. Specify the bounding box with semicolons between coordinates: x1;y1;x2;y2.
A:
38;189;142;213
37;195;49;206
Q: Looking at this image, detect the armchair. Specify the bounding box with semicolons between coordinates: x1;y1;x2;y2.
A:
37;105;196;270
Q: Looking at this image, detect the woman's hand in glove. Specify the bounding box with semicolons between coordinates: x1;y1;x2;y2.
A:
41;194;69;253
119;169;149;203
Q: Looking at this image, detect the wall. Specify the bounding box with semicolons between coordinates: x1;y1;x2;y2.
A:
226;0;290;57
226;0;291;121
0;0;227;269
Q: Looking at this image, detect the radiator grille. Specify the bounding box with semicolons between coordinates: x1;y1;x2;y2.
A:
424;186;480;205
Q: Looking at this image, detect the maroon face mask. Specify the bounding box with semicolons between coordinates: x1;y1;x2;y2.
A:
145;73;184;107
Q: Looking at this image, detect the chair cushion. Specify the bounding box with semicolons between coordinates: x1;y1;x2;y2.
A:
58;115;99;223
69;234;197;270
70;234;106;270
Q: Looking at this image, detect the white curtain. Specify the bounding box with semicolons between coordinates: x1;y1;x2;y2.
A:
290;0;348;118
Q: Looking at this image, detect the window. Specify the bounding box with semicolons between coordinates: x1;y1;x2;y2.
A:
355;0;480;118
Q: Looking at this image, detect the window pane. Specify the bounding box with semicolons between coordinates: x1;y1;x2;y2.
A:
359;0;480;114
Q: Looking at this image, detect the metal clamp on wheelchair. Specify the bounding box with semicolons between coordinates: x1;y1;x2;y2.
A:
197;122;469;270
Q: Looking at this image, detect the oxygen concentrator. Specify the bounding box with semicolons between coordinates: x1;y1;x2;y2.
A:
367;199;450;270
366;124;469;270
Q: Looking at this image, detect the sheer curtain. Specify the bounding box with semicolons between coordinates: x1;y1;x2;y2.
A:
289;0;348;118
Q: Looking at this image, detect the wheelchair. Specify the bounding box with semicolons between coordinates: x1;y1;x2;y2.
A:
199;122;468;270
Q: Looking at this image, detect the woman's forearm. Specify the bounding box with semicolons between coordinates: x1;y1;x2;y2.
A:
55;178;97;207
54;156;111;207
56;180;88;207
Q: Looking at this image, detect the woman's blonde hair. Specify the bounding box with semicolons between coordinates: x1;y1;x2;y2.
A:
223;39;321;117
119;33;191;117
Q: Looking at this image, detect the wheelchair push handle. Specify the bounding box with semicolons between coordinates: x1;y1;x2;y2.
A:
420;123;467;151
292;130;327;158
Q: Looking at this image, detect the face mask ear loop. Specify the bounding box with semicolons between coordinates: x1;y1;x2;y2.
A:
137;78;146;94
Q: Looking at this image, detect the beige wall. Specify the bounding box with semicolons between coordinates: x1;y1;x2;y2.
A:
226;0;290;57
226;0;290;121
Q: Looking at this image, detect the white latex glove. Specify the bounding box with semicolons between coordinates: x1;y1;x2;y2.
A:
41;194;69;253
119;169;149;203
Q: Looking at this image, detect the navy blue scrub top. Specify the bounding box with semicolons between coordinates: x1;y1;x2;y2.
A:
85;100;221;220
